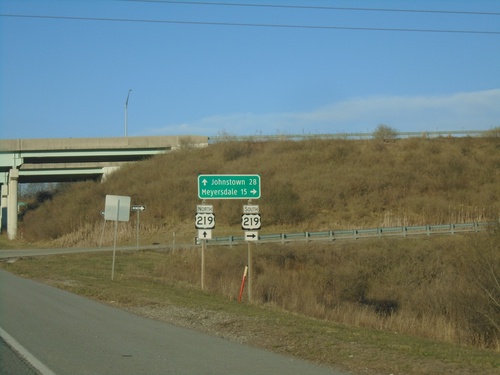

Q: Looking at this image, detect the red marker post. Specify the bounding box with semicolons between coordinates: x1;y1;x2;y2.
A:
238;266;248;303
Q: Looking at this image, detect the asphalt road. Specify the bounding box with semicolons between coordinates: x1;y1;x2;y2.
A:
0;334;42;375
0;269;346;375
0;246;148;259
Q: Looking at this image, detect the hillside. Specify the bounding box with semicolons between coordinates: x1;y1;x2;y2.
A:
8;135;500;355
19;135;500;246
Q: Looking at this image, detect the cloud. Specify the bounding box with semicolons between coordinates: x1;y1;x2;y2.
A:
147;89;500;136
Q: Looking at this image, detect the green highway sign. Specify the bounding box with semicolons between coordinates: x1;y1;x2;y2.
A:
198;174;261;199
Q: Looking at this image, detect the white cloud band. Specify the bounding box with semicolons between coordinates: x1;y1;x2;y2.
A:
148;89;500;136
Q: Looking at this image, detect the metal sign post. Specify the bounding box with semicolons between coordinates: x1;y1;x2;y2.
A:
111;203;120;280
104;195;131;280
131;205;146;250
99;210;106;247
136;210;140;249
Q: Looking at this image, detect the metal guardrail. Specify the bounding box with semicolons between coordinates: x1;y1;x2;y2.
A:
207;222;494;246
209;130;488;143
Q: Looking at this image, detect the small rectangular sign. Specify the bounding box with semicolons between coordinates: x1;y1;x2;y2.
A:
197;204;213;213
243;205;259;214
198;229;212;240
244;231;259;241
104;195;131;222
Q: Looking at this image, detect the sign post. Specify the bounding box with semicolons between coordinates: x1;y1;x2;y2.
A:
242;203;260;302
196;204;214;290
248;239;253;302
99;210;106;247
201;238;206;290
131;205;146;250
104;195;131;280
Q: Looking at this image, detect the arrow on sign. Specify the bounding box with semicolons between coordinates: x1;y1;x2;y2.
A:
250;189;257;195
202;178;208;186
131;205;146;212
245;231;259;241
202;231;209;238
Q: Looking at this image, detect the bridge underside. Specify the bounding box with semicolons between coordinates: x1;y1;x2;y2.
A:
0;135;209;239
18;169;104;184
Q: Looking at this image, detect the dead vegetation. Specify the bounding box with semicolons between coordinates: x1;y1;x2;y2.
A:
14;135;500;350
19;136;500;245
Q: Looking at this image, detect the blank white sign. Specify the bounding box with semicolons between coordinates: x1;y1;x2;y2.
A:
104;195;131;222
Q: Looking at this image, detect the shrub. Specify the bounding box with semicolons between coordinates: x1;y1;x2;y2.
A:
373;124;398;142
484;126;500;138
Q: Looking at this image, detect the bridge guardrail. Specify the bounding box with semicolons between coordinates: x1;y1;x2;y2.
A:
206;222;495;246
209;130;488;144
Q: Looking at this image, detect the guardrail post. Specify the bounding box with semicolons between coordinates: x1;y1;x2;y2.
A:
451;223;455;235
305;232;309;243
329;230;334;241
427;225;431;236
281;233;285;245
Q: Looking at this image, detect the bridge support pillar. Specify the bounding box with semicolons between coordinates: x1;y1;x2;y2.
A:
102;166;120;182
7;169;19;240
1;184;7;233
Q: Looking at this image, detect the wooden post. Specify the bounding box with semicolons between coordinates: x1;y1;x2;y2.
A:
247;240;252;302
201;239;206;290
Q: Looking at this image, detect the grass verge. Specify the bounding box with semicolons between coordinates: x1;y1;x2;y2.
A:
1;250;499;375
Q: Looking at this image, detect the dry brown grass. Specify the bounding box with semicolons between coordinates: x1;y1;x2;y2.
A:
14;136;500;350
2;249;499;375
148;231;500;350
19;136;500;245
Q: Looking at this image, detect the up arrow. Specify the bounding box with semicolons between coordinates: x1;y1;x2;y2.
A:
202;231;208;238
202;179;208;186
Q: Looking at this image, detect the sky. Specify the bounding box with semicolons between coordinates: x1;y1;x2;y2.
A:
1;0;499;140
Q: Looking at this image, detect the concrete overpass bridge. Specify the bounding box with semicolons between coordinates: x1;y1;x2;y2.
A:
0;135;209;240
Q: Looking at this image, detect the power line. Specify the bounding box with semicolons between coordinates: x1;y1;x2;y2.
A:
121;0;500;16
1;13;500;35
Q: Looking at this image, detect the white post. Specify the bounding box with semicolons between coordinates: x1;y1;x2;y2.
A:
136;210;140;250
99;217;106;247
7;169;19;240
111;200;120;280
